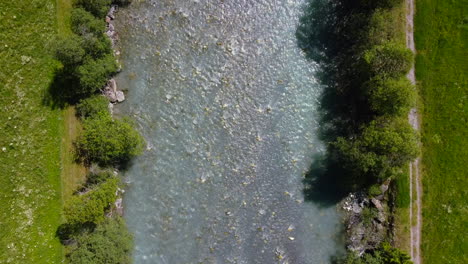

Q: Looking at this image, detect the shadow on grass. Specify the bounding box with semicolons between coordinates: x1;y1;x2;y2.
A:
42;69;83;109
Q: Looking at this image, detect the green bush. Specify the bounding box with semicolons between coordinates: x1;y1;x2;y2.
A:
75;0;112;18
366;8;403;46
67;217;133;264
332;117;419;182
54;35;85;70
363;42;413;78
71;8;106;36
365;77;415;116
76;95;110;119
76;54;117;96
82;33;113;59
75;112;144;166
368;184;382;197
64;177;119;225
86;171;114;186
71;7;112;59
342;242;412;263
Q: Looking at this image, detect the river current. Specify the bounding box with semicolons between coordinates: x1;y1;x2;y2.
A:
114;0;344;263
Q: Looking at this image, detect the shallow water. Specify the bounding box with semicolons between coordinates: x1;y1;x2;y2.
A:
115;0;344;263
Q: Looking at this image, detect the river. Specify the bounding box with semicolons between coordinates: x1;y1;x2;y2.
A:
114;0;344;263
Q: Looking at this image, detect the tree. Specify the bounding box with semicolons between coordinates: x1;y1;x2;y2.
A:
67;217;133;264
365;77;416;116
71;8;106;36
76;54;117;96
75;112;144;166
64;177;119;225
331;117;419;183
363;42;413;78
75;0;112;18
54;35;86;70
76;95;110;119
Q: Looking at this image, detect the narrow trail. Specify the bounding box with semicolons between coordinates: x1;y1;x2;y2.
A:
405;0;422;263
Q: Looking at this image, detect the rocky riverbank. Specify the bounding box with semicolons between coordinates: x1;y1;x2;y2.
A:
341;180;392;256
103;5;126;106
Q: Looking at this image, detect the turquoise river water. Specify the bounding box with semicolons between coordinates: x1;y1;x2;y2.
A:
114;0;344;263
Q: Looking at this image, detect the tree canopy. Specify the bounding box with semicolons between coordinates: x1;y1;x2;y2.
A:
67;217;133;264
75;112;144;166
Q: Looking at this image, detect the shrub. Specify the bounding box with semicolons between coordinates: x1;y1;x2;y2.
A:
54;35;85;70
331;117;419;182
75;112;144;166
368;184;382;197
76;54;117;96
365;77;416;116
86;171;114;186
64;177;119;225
341;242;412;264
363;42;413;78
67;217;133;264
71;8;106;36
75;0;112;18
76;95;110;119
82;33;113;59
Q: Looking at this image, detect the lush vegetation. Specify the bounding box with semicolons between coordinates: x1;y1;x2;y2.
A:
67;217;132;264
53;4;117;100
414;0;468;262
64;177;119;225
341;243;412;264
0;0;66;262
298;0;415;261
76;95;110;119
51;0;140;263
75;112;144;166
298;0;418;192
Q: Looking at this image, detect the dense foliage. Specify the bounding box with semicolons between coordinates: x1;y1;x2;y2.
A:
298;0;418;191
331;118;419;186
64;177;119;225
76;55;117;96
342;243;412;264
67;217;133;264
53;4;115;99
75;112;144;166
76;95;110;119
54;35;86;71
51;2;140;263
75;0;112;18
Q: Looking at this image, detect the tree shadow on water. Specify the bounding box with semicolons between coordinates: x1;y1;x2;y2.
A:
297;0;361;207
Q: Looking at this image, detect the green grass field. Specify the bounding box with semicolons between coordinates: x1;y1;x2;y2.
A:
0;0;77;262
414;0;468;263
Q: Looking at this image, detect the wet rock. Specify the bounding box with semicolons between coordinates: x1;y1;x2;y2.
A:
380;179;390;194
103;85;117;103
371;198;383;211
116;90;125;102
342;192;388;256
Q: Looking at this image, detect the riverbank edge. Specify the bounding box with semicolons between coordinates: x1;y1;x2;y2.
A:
52;1;142;262
315;0;417;260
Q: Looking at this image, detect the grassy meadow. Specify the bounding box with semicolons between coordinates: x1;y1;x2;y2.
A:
0;0;84;262
414;0;468;262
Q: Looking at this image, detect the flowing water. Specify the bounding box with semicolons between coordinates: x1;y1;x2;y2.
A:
114;0;344;263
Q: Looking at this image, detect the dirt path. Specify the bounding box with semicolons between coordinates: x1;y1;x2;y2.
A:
406;0;422;263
